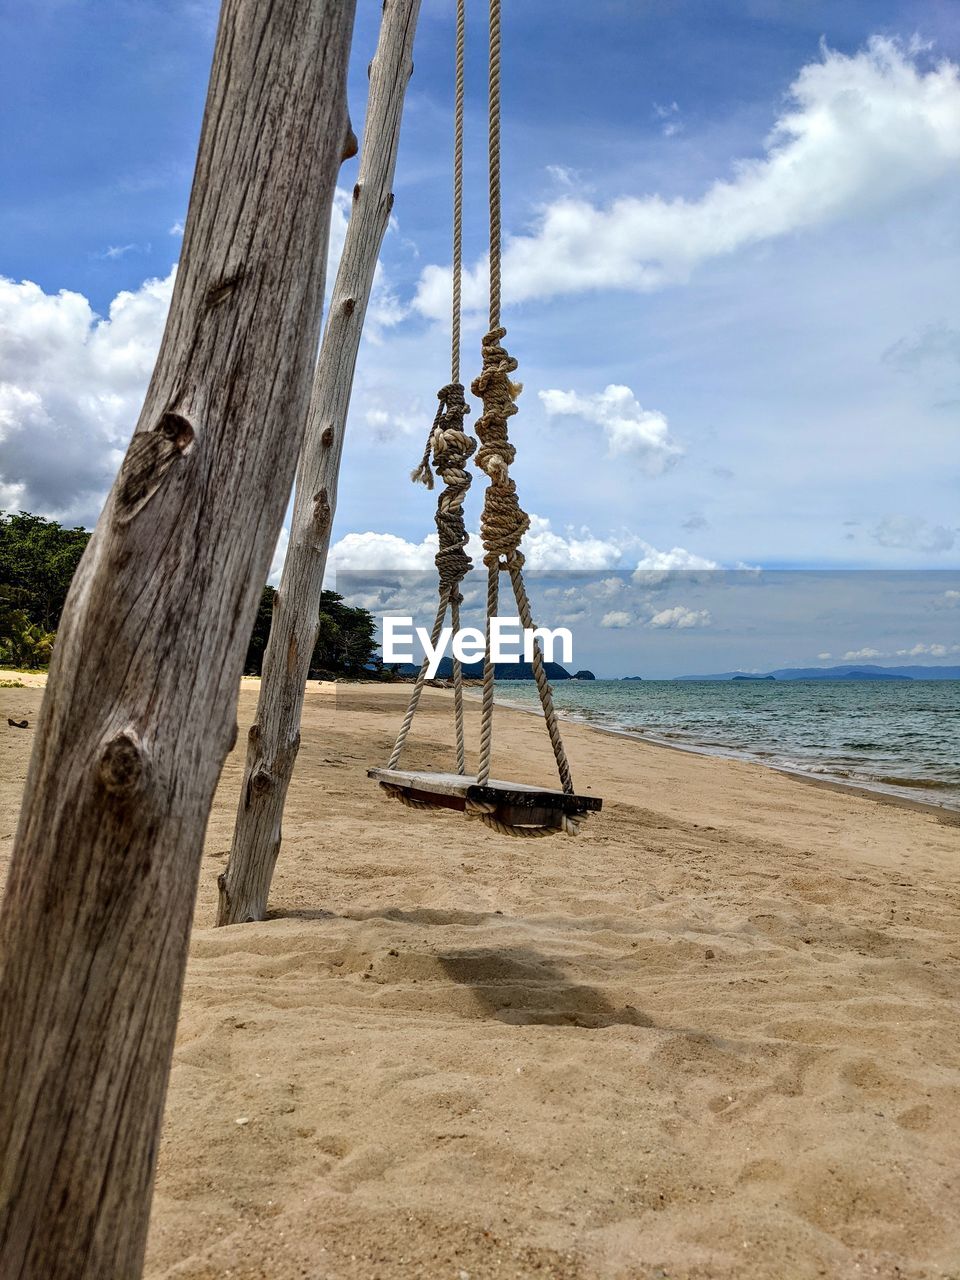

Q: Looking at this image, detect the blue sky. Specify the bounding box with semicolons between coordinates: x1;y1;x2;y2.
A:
1;0;959;670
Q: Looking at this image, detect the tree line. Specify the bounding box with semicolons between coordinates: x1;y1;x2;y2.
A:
0;511;379;676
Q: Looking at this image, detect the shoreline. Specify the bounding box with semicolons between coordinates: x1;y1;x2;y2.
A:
487;689;960;823
7;668;957;822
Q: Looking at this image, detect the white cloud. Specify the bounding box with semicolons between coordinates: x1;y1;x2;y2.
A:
328;529;438;576
519;514;632;570
169;221;184;237
873;515;955;552
415;37;960;316
818;652;833;660
842;647;882;660
633;542;718;573
648;605;712;629
324;518;710;582
100;244;138;261
587;576;625;600
943;590;960;606
0;268;176;524
654;101;684;138
326;188;406;342
0;185;411;527
539;384;681;473
601;610;633;629
268;526;289;586
545;164;578;188
895;642;960;657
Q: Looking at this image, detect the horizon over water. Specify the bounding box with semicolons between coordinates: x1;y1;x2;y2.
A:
496;678;960;812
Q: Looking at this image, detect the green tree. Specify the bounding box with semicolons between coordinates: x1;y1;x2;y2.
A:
243;586;278;675
242;587;378;677
0;512;90;633
311;589;378;676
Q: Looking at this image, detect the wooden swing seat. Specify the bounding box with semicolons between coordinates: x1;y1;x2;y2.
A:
368;767;601;831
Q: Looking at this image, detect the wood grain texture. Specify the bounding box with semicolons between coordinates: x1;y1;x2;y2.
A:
0;1;357;1275
217;0;422;927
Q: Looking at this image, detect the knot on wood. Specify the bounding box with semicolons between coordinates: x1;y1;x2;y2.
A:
116;412;195;520
156;412;195;453
99;730;146;796
205;271;244;310
250;768;274;797
313;489;331;538
342;124;359;162
321;426;335;449
341;297;356;317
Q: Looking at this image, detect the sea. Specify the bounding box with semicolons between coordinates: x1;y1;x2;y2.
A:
497;679;960;812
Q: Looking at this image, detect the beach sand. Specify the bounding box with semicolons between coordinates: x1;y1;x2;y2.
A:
1;678;959;1279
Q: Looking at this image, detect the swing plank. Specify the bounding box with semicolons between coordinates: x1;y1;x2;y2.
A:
368;768;602;826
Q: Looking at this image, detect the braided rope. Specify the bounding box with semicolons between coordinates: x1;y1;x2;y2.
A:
476;556;499;786
380;782;440;811
464;798;579;837
469;0;579;808
390;2;473;778
387;594;448;769
488;0;502;330
381;786;576;838
507;560;574;793
450;592;466;774
452;0;465;382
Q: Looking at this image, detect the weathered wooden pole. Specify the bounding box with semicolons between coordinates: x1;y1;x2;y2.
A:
217;0;422;926
0;1;357;1275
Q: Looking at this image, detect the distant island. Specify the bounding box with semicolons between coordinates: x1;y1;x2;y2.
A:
675;664;960;682
388;660;960;683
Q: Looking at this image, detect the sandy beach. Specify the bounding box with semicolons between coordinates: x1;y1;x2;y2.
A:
1;677;958;1279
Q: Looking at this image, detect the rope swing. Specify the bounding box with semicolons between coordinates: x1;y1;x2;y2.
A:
369;0;601;838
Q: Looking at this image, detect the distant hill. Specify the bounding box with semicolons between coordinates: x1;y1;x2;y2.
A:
676;664;960;682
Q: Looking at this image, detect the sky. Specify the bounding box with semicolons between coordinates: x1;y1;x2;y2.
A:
1;0;958;673
337;569;960;679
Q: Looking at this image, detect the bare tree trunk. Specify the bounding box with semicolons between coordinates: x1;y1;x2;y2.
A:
216;0;421;926
0;2;356;1275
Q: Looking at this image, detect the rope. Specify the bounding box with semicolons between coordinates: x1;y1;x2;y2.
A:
469;0;577;802
381;784;577;838
394;5;473;775
450;592;466;774
382;0;583;831
476;556;499;785
452;0;465;382
387;594;448;769
488;0;502;330
507;560;574;793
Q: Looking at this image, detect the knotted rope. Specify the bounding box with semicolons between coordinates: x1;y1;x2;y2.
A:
470;0;575;800
383;0;582;836
388;2;473;776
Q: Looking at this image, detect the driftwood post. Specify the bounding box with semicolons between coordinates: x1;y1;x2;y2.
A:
217;0;422;926
0;1;357;1275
